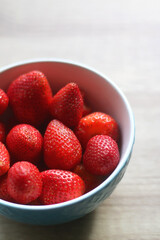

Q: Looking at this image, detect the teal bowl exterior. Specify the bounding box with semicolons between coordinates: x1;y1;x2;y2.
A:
0;59;135;225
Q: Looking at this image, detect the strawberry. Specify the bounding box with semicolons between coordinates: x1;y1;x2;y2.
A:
83;135;120;176
74;164;105;193
0;174;14;202
7;70;52;127
75;112;119;149
0;122;5;143
0;142;10;176
50;83;83;128
6;124;43;164
44;119;82;170
7;161;42;204
40;169;85;205
0;89;9;115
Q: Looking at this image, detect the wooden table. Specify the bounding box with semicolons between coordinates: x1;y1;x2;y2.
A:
0;0;160;239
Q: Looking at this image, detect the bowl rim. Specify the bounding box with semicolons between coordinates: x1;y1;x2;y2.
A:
0;58;135;210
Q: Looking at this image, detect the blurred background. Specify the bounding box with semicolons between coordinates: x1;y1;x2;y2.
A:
0;0;160;239
1;0;160;92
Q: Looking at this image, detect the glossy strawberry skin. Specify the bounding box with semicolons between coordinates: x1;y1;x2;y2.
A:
40;169;85;205
83;135;120;176
6;124;43;164
7;70;52;127
44;119;82;170
0;142;10;176
50;83;83;128
75;112;119;149
0;89;9;115
7;161;42;204
74;164;105;193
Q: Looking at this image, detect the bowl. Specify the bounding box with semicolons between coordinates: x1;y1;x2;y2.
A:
0;59;135;225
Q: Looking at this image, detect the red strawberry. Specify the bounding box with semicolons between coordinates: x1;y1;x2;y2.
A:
75;112;119;149
7;161;42;204
0;89;9;115
0;142;10;176
6;124;43;164
0;174;14;202
74;164;105;193
44;119;82;170
7;70;52;127
50;83;83;128
40;169;85;205
83;135;120;176
0;122;5;143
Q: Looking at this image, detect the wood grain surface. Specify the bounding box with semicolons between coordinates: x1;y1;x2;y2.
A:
0;0;160;239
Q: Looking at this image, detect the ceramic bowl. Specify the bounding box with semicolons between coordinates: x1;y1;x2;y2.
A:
0;59;135;225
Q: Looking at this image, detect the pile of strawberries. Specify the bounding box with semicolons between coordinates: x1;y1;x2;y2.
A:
0;70;120;205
